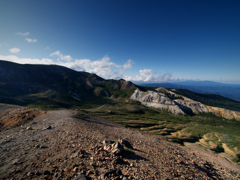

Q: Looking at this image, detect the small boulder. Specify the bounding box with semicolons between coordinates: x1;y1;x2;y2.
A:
46;125;52;129
111;142;124;155
26;126;32;130
27;171;35;176
72;167;78;172
40;145;48;149
35;144;40;148
43;125;52;130
102;140;108;145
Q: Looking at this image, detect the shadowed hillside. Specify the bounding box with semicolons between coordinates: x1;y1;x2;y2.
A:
0;60;138;108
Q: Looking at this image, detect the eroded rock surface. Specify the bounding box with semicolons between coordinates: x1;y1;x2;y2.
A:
131;88;240;120
130;89;185;115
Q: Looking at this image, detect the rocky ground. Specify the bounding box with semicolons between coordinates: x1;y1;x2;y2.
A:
0;104;240;180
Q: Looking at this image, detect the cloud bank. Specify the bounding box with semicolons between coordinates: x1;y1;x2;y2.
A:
124;69;173;82
60;56;134;80
0;54;133;80
0;52;187;82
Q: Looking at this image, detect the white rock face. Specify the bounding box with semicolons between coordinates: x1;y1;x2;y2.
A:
130;89;185;115
174;99;209;114
130;88;240;120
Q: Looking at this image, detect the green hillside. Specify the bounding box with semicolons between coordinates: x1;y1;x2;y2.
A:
87;98;240;163
171;89;240;112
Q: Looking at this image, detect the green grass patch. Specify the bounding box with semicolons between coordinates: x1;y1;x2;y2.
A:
87;98;240;157
123;147;134;154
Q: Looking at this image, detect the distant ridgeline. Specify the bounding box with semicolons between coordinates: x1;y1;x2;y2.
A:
0;60;240;117
169;88;240;112
0;60;138;108
140;81;240;102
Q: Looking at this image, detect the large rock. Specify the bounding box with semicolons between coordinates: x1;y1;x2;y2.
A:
174;99;209;114
131;88;240;120
130;89;185;115
111;142;124;155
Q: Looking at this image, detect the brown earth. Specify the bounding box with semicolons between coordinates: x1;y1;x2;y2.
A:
0;104;240;180
0;106;41;132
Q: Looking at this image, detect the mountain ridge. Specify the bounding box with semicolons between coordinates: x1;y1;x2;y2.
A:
1;60;240;170
1;60;240;115
0;60;138;108
139;81;240;101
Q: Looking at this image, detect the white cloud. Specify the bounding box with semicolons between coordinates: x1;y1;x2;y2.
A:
9;48;20;53
123;59;134;69
0;55;54;64
25;38;37;43
50;50;73;62
123;69;194;82
124;69;173;82
16;32;30;36
44;47;50;50
50;50;60;56
0;53;134;80
56;55;134;79
0;53;189;82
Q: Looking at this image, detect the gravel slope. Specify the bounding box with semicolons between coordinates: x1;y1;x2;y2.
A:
0;105;239;180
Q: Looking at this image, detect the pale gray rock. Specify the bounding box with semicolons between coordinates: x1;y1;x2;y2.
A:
26;126;32;130
27;171;35;176
130;89;185;115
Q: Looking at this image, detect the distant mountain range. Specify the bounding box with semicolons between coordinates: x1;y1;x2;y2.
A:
1;60;240;112
139;81;240;101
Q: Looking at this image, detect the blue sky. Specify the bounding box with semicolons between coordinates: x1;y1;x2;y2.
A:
0;0;240;83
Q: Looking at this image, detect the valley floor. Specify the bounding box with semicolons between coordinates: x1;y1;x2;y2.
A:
0;104;239;180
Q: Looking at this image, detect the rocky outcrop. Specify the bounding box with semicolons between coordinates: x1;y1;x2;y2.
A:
205;106;240;121
174;99;209;114
158;88;240;120
131;88;240;120
173;95;240;120
130;89;185;115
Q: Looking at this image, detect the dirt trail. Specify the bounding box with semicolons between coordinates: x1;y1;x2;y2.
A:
0;105;239;180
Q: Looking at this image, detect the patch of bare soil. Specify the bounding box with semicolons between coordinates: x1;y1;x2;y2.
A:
0;105;239;180
0;105;42;131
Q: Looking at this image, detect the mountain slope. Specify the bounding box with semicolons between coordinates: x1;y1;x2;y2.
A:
1;60;240;113
130;88;240;121
171;88;240;112
0;60;138;108
140;81;240;101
